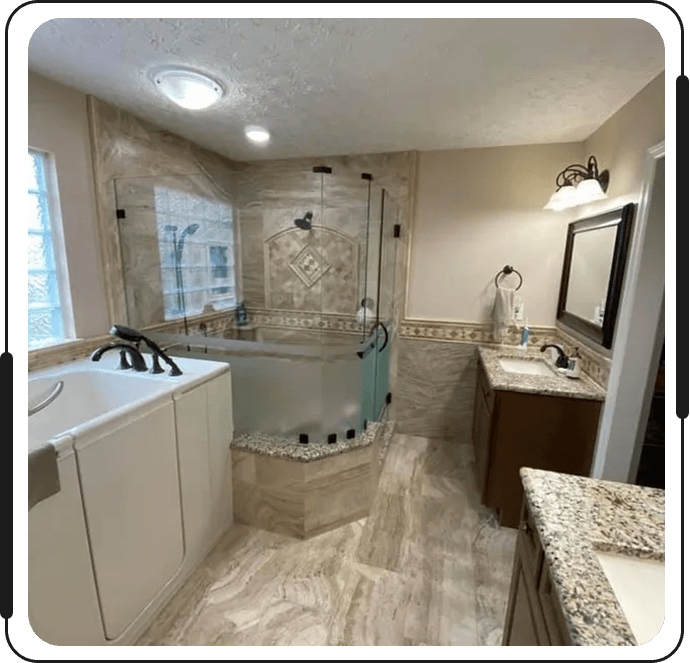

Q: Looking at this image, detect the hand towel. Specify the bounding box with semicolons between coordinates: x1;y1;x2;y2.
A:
29;443;60;511
493;286;516;336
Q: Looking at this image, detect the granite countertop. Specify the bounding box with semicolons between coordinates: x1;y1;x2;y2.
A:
520;468;665;646
478;346;606;401
231;421;393;462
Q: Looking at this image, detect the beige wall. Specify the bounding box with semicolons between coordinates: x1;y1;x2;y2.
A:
555;71;665;353
406;71;664;332
406;143;583;326
28;71;109;338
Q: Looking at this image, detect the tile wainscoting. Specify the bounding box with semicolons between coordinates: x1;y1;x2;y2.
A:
393;319;611;442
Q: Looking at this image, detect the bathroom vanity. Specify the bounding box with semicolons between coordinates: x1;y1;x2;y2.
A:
503;468;665;646
473;347;606;528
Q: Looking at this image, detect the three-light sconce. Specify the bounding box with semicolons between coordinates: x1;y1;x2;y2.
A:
544;155;609;210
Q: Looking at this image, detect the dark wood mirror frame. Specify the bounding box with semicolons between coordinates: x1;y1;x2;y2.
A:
557;203;635;349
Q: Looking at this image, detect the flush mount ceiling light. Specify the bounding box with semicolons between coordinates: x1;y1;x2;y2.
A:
244;126;271;144
544;155;609;211
151;66;223;110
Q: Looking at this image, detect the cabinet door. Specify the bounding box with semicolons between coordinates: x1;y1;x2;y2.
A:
75;401;183;640
206;370;234;539
507;566;542;646
174;385;213;563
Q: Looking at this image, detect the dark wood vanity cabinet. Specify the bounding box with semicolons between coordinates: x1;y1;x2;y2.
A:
472;362;601;528
503;499;572;646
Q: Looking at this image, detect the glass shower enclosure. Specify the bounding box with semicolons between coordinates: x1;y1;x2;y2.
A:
113;165;399;444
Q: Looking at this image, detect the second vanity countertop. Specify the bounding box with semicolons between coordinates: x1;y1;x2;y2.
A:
478;346;606;401
520;467;665;646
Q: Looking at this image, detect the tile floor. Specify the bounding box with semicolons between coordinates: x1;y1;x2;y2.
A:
136;433;517;646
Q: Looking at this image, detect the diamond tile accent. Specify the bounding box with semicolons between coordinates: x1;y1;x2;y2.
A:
289;244;331;288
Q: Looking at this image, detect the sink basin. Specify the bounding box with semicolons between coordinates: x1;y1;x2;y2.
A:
594;551;665;644
498;357;555;377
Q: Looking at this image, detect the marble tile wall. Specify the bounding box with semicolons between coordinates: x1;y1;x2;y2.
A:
232;442;378;539
393;318;612;441
87;96;244;328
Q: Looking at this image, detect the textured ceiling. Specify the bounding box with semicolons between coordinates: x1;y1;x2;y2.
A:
28;18;664;161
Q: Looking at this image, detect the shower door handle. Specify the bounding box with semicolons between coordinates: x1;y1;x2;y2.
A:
373;322;389;353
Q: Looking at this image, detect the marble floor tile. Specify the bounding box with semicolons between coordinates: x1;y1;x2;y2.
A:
137;434;517;647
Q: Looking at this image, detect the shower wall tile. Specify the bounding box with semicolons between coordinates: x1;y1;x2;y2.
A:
87;96;243;325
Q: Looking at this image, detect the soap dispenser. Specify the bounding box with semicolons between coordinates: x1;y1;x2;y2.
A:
564;347;582;379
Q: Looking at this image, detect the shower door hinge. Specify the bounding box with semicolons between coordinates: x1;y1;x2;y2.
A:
361;173;373;181
116;209;126;219
313;166;332;174
393;224;401;238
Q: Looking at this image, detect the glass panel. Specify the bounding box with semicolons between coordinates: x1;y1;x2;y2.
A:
28;271;55;306
28;233;52;269
359;330;378;431
28;151;42;191
28;308;63;350
114;173;238;328
372;189;399;421
28;193;47;230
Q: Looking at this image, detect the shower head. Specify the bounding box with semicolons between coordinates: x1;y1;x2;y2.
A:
294;211;313;230
181;223;200;238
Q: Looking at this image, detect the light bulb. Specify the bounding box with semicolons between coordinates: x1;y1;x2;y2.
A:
245;126;271;144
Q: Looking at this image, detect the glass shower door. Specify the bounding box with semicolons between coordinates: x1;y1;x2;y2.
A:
372;189;399;421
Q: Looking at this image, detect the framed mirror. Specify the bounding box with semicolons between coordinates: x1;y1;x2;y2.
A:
557;203;635;349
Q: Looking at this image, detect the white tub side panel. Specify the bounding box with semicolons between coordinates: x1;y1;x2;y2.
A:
75;400;184;641
173;385;212;564
206;371;234;538
28;451;104;646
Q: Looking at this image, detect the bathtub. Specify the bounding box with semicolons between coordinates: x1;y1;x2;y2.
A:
28;354;234;646
149;331;372;444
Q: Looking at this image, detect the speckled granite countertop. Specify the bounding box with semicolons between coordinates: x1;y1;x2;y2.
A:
231;421;394;462
478;346;606;401
520;468;665;646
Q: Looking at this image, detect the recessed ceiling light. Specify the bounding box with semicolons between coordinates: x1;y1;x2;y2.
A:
245;126;271;144
151;66;223;110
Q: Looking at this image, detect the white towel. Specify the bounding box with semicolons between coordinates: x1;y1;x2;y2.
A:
493;286;515;334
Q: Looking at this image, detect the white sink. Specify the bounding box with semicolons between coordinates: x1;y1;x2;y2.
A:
498;357;555;377
594;551;665;645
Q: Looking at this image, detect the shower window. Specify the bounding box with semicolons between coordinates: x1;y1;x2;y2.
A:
154;187;237;319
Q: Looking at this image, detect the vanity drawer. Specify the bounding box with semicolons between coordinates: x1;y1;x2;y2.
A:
538;563;571;646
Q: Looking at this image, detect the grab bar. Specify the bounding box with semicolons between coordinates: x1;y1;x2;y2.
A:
28;381;63;417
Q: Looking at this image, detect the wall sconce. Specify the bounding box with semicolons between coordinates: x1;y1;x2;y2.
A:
544;155;609;210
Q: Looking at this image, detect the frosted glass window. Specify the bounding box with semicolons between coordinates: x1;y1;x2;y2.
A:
28;149;72;350
154;187;237;319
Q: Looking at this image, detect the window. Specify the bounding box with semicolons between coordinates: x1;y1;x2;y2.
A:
154;187;237;320
28;149;74;350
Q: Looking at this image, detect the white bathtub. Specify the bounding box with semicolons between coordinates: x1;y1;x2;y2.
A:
28;354;234;646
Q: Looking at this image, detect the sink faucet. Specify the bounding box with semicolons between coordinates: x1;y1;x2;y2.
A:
91;342;148;371
540;344;570;369
110;324;183;376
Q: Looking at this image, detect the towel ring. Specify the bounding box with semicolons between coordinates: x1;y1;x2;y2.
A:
494;265;523;290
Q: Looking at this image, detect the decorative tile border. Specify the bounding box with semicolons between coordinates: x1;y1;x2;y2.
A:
554;327;611;389
399;318;611;389
400;319;555;348
28;334;113;373
246;307;366;336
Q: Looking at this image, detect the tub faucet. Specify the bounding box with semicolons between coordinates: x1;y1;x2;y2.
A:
110;324;183;376
91;342;148;372
540;344;569;369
